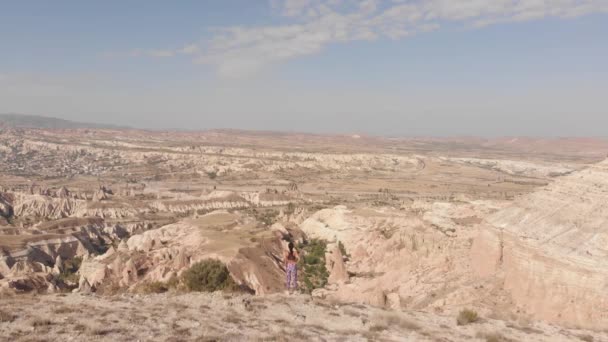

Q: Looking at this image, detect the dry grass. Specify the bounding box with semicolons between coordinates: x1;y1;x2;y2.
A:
72;323;88;332
372;312;421;331
343;307;362;317
506;322;543;334
476;331;512;342
89;327;125;336
578;334;594;342
0;310;16;323
369;323;388;332
53;305;79;314
224;314;244;325
30;318;54;327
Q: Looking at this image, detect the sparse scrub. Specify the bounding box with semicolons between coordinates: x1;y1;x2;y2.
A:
476;331;512;342
373;312;420;331
457;309;480;325
285;202;296;215
30;318;54;328
369;323;388;332
139;276;180;294
505;322;543;334
578;334;594;342
90;327;124;336
0;310;16;323
181;259;237;292
57;256;83;284
343;307;363;317
297;239;329;294
338;240;350;259
73;323;88;332
141;281;171;294
53;305;78;314
249;208;280;226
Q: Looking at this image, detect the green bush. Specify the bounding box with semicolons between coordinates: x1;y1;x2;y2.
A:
298;239;329;294
457;309;480;325
57;256;83;284
338;240;350;259
181;260;236;292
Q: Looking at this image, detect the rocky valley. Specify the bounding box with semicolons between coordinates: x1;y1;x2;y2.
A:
1;126;607;341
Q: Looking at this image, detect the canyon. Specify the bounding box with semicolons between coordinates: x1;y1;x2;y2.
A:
1;126;607;341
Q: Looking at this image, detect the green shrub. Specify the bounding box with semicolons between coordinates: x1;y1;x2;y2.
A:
457;309;479;325
338;240;350;259
249;208;279;226
57;256;83;284
181;260;236;292
298;239;329;294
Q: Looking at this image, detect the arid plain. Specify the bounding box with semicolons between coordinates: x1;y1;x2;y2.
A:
1;125;608;341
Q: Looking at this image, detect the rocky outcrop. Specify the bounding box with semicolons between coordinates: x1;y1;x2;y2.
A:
440;157;576;178
300;203;492;311
78;212;295;294
12;193;85;219
325;243;348;285
0;220;139;292
471;160;608;329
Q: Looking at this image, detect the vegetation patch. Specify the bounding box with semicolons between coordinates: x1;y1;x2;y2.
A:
30;318;54;328
248;208;280;226
476;331;512;342
338;240;350;259
140;281;170;294
578;334;594;342
182;259;238;292
457;309;480;326
297;239;329;294
57;256;83;285
0;310;16;323
285;202;296;215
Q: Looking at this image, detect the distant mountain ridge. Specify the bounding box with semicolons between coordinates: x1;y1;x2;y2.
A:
0;113;128;130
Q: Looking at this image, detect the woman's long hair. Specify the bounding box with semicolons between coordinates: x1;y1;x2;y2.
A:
288;241;295;256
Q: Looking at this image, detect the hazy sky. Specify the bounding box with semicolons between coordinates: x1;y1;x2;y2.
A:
1;0;607;136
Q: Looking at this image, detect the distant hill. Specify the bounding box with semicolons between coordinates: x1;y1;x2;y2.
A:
0;113;128;130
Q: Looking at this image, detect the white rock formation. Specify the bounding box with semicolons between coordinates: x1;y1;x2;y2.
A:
471;160;608;329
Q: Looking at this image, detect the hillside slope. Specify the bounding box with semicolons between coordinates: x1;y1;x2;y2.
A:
0;113;127;129
472;159;608;329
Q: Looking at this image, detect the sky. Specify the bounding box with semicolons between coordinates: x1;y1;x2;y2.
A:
0;0;607;137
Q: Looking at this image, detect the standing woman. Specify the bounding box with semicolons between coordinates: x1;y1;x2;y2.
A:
284;242;299;294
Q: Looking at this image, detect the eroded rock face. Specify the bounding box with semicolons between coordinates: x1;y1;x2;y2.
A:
471;160;608;329
325;243;348;285
300;202;499;311
0;220;135;292
79;211;295;295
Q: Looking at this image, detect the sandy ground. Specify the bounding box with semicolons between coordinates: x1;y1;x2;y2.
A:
0;292;604;342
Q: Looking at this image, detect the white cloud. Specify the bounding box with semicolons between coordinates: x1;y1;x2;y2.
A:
131;0;608;77
149;49;175;57
179;44;200;54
